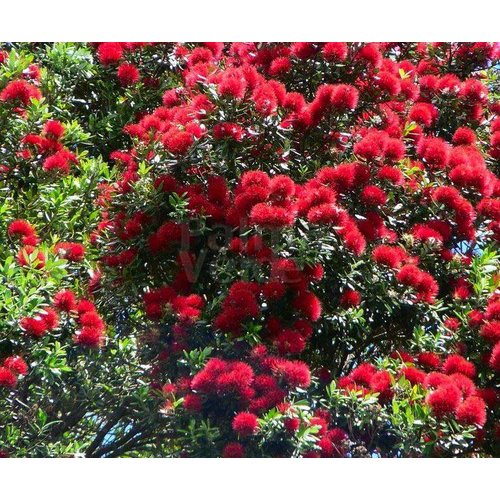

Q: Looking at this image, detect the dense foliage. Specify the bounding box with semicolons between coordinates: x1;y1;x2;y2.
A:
0;42;499;458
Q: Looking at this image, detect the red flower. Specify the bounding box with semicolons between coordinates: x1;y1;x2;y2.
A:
476;388;497;408
222;442;245;458
416;137;450;169
489;342;500;372
250;203;296;228
232;412;258;437
79;311;105;331
275;329;306;355
330;84;359;111
339;289;361;308
53;289;77;312
357;43;382;67
0;367;17;388
322;43;348;61
97;43;123;65
480;321;500;343
20;316;48;338
290;43;317;60
213;122;244;141
73;327;104;348
41;307;60;330
17;246;45;269
3;356;28;376
377;165;404;185
450;373;476;398
442;354;476;379
375;71;401;96
426;383;461;418
307;204;347;226
417;352;441;370
292;291;322;321
272;360;311;388
444;317;461;331
360;185;387;206
219;74;247;99
390;350;414;363
8;219;37;245
467;309;484;328
0;79;41;105
409;102;438;127
162;130;194;155
117;63;140;86
400;366;426;386
43;120;65;139
459;78;488;104
43;151;73;175
372;245;406;269
396;265;438;303
370;371;392;400
424;372;451;389
452;127;476;146
183;393;203;413
456;396;487;427
350;363;377;387
268;57;291;76
384;138;406;162
354;131;387;160
54;242;85;262
284;417;300;433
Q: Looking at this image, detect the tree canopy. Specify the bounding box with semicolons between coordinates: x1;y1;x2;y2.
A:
0;42;499;458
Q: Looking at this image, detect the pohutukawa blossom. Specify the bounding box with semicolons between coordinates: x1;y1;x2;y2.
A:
53;289;77;312
489;342;500;372
222;442;245;458
417;352;441;370
232;412;259;437
456;397;487;427
442;354;476;379
0;367;17;388
3;356;28;376
73;326;105;348
322;43;348;61
400;366;426;386
54;242;85;262
426;384;462;418
43;120;65;139
97;43;123;65
16;245;45;269
8;219;38;245
0;79;42;105
117;63;140;86
339;290;361;308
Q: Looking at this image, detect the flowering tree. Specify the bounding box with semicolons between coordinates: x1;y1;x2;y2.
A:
0;42;499;457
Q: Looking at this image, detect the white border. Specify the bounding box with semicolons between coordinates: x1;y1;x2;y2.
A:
1;1;499;41
0;458;498;498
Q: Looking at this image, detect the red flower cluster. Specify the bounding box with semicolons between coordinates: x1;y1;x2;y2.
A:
396;264;439;303
8;219;39;246
54;242;85;262
183;350;311;421
0;356;28;389
143;285;204;322
0;79;41;106
19;289;105;348
73;298;107;348
337;351;491;428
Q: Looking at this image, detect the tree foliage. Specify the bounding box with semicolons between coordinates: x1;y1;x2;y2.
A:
0;42;499;457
